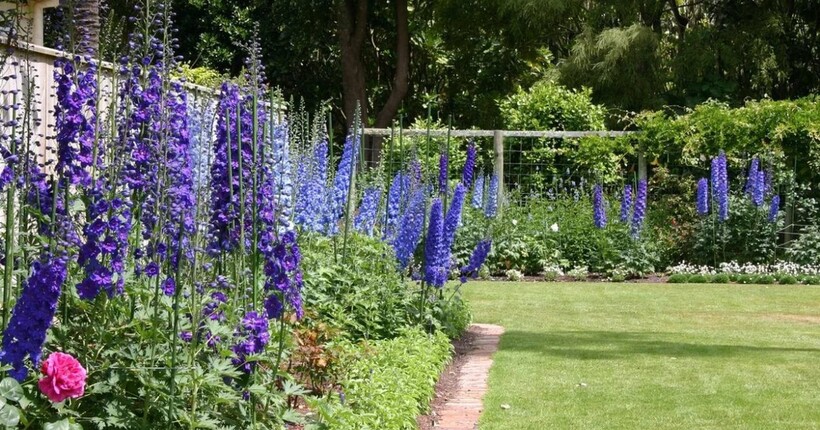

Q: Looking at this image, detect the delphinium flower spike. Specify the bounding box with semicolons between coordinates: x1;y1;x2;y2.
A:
593;184;606;229
354;186;382;237
631;179;647;236
424;198;446;287
462;142;476;188
393;188;426;270
620;184;632;222
696;178;709;215
471;174;484;209
768;195;780;222
485;174;498;218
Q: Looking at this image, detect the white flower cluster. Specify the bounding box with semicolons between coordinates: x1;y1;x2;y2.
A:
567;266;588;280
505;269;525;282
667;260;820;276
542;262;564;276
666;261;716;275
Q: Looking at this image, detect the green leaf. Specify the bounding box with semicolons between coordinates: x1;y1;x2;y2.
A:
0;404;19;427
0;378;22;402
43;418;78;430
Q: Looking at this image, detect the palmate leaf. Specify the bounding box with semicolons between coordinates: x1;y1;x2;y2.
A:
0;404;20;428
0;378;22;402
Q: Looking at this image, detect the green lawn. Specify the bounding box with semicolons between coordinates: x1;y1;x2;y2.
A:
463;282;820;429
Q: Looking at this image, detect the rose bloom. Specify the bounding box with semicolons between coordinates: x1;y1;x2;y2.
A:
38;352;87;403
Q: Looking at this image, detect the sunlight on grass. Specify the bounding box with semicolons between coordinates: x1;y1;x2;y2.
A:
463;282;820;429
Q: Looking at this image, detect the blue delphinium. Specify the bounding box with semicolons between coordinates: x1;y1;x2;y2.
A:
424;198;446;287
745;157;759;195
461;240;492;280
620;184;632;222
270;122;294;232
593;184;606;229
331;132;360;225
462;143;476;188
442;183;467;254
471;174;484;209
1;253;68;381
438;152;449;195
715;151;729;222
632;179;647;236
768;195;780;222
294;141;329;233
393;188;426;270
354;186;382;236
752;169;765;207
696;178;709;215
383;171;409;240
485;174;498;218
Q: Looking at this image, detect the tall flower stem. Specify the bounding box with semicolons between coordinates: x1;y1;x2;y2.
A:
341;112;359;264
1;99;17;331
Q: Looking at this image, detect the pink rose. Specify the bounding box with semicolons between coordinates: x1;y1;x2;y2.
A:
37;352;87;403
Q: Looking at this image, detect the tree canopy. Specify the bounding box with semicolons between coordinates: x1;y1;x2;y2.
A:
168;0;818;129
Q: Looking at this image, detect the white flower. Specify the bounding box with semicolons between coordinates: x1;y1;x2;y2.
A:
512;219;518;226
550;223;559;232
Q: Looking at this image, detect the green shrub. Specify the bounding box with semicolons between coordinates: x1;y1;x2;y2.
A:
778;275;798;285
755;275;775;285
737;274;755;284
729;273;740;282
431;293;472;339
300;234;413;340
711;273;730;283
322;329;452;430
667;274;689;283
802;276;820;285
687;274;709;283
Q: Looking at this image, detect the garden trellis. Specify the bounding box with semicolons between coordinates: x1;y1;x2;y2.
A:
363;127;642;213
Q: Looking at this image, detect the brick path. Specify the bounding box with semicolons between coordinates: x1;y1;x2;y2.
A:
434;323;504;430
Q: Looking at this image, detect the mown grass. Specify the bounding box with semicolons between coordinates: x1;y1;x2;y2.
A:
463;282;820;429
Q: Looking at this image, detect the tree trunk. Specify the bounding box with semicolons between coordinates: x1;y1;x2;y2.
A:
370;0;410;164
337;0;368;128
66;0;100;54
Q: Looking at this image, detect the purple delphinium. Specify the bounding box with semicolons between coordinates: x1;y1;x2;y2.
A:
330;132;360;227
485;175;498;218
768;195;780;222
354;186;382;237
76;191;131;299
593;184;606;229
424;198;447;287
1;253;68;381
438;152;448;194
620;185;632;222
631;179;647;236
471;174;484;209
393;188;426;270
462;143;476;188
208;83;244;252
461;240;492;279
53;54;98;188
232;311;270;373
696;178;709;216
161;83;197;270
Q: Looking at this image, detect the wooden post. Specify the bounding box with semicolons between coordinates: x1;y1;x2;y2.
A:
637;151;647;181
493;130;504;217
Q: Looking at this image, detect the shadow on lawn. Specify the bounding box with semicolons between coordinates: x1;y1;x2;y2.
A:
499;330;820;360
